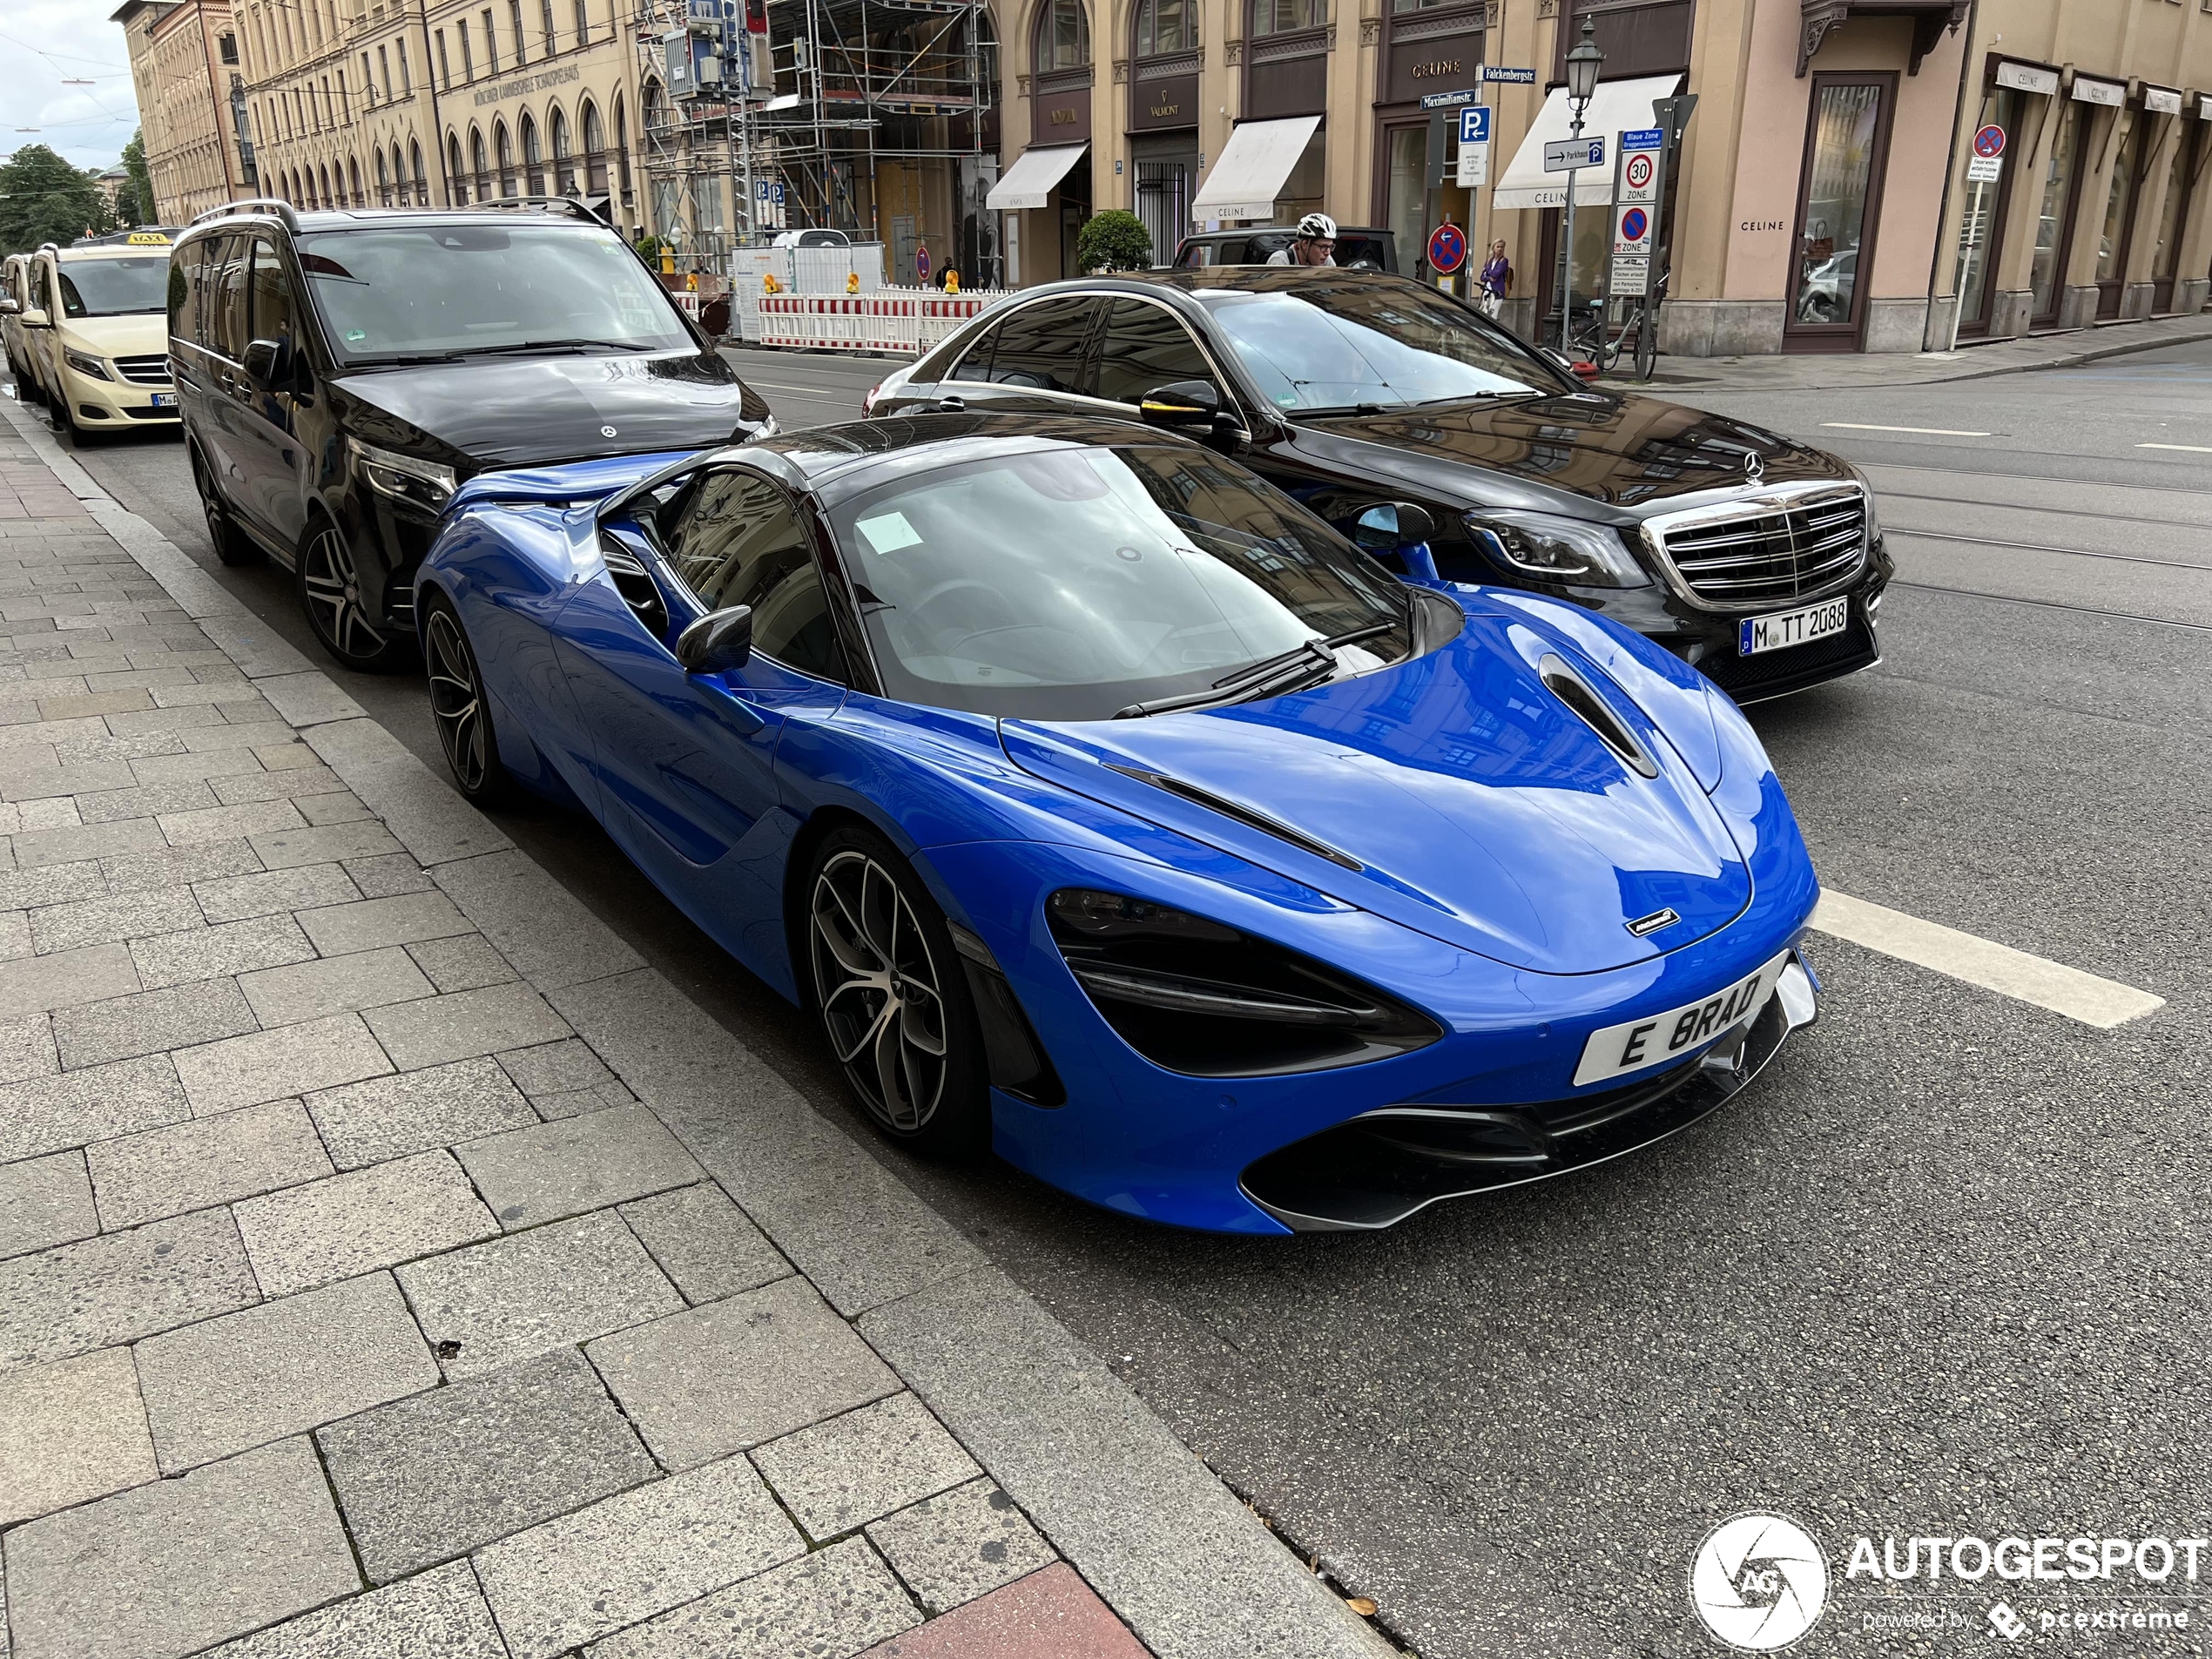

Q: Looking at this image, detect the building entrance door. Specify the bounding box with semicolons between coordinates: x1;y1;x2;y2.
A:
1784;72;1895;353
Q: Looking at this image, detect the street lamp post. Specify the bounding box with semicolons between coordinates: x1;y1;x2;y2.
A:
1561;17;1604;354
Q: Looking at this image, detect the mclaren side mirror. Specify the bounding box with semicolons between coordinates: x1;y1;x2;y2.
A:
1352;502;1441;583
676;604;754;676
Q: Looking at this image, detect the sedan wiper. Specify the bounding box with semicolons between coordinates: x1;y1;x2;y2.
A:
1114;622;1398;719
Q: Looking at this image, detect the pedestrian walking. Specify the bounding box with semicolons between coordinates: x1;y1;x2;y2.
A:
1478;239;1512;320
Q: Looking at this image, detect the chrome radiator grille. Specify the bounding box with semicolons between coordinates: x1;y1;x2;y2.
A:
1645;486;1868;610
111;354;173;386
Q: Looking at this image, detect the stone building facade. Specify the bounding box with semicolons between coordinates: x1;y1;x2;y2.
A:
114;0;257;225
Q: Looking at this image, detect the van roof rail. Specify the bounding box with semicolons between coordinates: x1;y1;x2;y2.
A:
187;198;302;232
465;195;604;224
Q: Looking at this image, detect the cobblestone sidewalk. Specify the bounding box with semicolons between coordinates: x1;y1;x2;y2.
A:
0;407;1392;1659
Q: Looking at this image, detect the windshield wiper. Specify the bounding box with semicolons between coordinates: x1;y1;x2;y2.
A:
347;352;468;367
1113;622;1399;719
1291;401;1391;418
463;338;646;356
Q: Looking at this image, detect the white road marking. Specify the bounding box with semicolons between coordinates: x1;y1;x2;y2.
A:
1811;891;2164;1029
2136;442;2212;454
1822;422;1993;437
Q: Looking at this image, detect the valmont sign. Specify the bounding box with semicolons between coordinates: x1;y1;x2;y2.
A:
475;62;582;107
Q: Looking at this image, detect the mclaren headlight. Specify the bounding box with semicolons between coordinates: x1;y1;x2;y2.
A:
345;435;456;516
1462;509;1649;588
1048;888;1441;1077
63;347;111;381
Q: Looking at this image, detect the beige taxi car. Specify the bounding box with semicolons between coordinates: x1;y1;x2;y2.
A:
6;233;180;441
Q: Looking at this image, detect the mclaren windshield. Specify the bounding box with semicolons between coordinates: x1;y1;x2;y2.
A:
827;442;1415;721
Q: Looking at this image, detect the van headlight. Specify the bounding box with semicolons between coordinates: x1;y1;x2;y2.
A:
1462;509;1649;588
64;347;111;381
345;435;456;515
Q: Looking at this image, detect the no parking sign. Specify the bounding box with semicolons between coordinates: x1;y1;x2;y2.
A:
1427;223;1467;277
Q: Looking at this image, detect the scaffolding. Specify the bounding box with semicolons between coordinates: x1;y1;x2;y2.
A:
634;0;999;285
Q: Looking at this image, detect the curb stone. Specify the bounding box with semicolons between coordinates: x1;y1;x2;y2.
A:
0;394;1396;1659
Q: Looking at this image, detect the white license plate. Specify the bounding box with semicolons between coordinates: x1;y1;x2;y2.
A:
149;393;177;408
1572;950;1791;1087
1738;597;1848;656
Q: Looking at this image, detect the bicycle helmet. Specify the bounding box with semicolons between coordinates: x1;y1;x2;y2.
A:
1296;212;1339;242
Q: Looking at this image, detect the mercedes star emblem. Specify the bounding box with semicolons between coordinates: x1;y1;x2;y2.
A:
601;425;617;438
1743;452;1764;483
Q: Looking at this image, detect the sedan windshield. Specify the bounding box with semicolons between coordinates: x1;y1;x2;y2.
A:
296;224;693;363
1196;282;1559;414
829;443;1413;721
57;256;169;317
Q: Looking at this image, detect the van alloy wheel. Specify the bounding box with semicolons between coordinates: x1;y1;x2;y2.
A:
300;522;392;665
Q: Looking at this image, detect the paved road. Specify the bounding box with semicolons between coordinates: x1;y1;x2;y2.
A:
15;340;2210;1657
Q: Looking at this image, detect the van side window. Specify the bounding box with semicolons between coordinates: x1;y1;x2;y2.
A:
207;237;251;361
169;239;208;342
249;239;297;353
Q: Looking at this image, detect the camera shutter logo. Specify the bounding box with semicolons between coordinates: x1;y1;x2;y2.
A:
1689;1513;1829;1651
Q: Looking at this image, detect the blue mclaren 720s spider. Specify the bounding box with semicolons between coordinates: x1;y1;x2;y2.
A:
414;413;1820;1235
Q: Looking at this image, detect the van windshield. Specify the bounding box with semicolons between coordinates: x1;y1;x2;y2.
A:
57;256;170;317
296;223;694;363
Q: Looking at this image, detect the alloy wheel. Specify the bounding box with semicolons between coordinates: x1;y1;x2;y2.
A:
425;608;489;792
301;523;387;660
809;850;950;1132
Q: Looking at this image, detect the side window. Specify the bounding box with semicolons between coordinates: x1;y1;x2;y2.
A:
208;237;250;360
1092;300;1216;407
169;240;206;343
981;296;1098;395
669;470;848;682
248;239;296;349
946;322;999;383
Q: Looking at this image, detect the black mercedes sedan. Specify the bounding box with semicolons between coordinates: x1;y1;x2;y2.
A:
863;268;1890;702
168;200;774;671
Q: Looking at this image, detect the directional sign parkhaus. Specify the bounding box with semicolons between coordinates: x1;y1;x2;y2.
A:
1543;137;1605;173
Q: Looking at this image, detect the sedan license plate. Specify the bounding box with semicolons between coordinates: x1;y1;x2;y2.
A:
148;393;177;408
1738;597;1848;656
1572;950;1791;1086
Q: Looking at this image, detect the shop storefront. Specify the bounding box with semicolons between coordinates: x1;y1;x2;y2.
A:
1369;0;1486;281
1128;0;1202;262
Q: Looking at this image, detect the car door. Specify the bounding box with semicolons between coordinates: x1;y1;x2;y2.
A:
555;466;849;975
932;293;1103;418
232;236;310;554
188;235;253;508
25;258;60;396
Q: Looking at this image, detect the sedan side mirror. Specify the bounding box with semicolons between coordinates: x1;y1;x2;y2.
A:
241;336;289;386
676;604;753;676
0;297;17;316
1352;502;1437;552
1138;379;1219;429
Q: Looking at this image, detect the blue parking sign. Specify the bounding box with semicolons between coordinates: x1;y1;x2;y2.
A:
1459;105;1491;146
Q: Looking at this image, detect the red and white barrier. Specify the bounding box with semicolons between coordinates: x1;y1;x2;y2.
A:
757;292;1008;355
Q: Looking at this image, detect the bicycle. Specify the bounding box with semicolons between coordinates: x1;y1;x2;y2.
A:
1560;266;1670;381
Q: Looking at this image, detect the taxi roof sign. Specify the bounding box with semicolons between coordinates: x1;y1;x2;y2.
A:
125;232;171;245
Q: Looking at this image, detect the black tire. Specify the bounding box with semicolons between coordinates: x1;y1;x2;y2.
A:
191;445;262;567
803;826;989;1158
55;396;92;446
297;516;406;671
421;590;511;806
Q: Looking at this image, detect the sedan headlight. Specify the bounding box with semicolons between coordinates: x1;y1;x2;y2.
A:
1462;509;1649;588
63;347;111;381
1847;464;1883;543
1048;888;1440;1077
345;435;456;515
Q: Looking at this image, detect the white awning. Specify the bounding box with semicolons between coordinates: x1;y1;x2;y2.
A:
1494;76;1683;210
987;143;1089;212
1190;115;1322;222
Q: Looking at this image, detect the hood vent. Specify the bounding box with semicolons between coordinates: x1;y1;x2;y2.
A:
1103;762;1365;872
1538;655;1658;779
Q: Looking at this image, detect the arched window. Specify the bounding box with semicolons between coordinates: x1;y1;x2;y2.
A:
495;118;517;197
1133;0;1194;57
550;105;574;193
612;92;630;195
347;154;361;205
318;162;333;205
471;126;491;200
582;98;607;193
449;134;467;202
410;138;428;204
521;111;543;194
1250;0;1322;35
375;147;392;204
1035;0;1089;71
